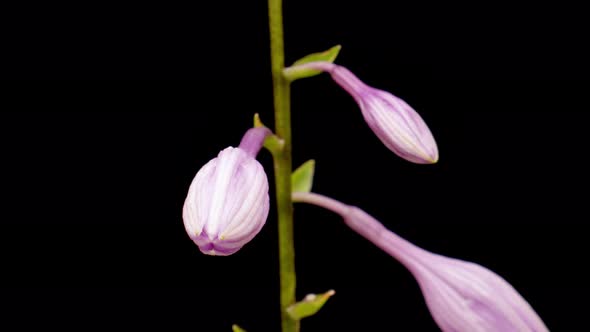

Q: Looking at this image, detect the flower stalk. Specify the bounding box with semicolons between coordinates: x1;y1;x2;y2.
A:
268;0;298;331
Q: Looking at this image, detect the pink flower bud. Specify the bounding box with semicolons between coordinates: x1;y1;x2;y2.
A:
183;128;270;256
287;62;438;164
293;192;549;331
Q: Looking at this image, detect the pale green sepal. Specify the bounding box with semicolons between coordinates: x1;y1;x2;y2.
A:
283;45;341;81
286;289;335;320
232;324;247;332
291;160;315;193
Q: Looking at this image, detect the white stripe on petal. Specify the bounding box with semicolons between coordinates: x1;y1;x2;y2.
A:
221;163;269;240
206;147;244;236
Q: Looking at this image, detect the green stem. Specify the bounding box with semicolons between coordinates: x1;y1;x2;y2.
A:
268;0;298;332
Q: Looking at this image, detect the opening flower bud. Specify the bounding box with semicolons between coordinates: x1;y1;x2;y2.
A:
293;192;548;331
183;128;271;256
286;62;439;164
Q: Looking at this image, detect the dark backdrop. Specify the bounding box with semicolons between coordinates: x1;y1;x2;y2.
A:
2;1;588;331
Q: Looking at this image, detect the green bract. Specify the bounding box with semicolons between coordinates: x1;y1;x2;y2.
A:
291;160;315;193
283;45;342;81
286;290;335;320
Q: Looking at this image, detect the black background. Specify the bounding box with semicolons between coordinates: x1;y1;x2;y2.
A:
2;1;589;331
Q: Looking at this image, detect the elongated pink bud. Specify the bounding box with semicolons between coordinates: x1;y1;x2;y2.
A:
183;128;271;256
286;62;438;164
293;192;549;331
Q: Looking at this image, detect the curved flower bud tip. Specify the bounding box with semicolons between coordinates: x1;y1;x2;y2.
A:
286;62;439;164
292;192;549;332
183;127;271;256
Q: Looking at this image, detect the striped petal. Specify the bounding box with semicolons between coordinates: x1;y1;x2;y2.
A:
182;128;270;256
292;192;549;332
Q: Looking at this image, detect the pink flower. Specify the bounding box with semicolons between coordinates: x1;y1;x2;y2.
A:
183;128;270;255
286;62;438;164
293;192;549;331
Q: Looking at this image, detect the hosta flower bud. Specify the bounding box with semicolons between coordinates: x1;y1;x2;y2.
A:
183;128;271;256
292;192;549;332
286;62;438;164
